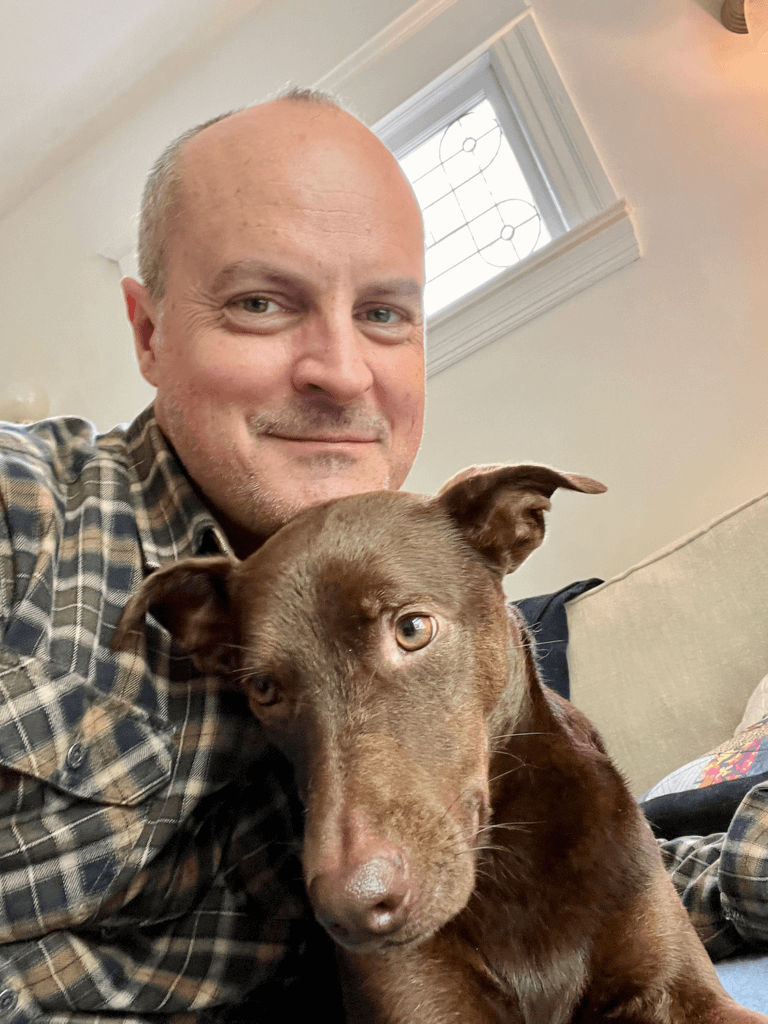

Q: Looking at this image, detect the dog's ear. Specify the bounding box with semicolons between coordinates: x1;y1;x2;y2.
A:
110;555;239;674
436;464;606;576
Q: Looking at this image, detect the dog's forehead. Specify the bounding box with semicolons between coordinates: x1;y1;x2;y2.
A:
246;490;482;615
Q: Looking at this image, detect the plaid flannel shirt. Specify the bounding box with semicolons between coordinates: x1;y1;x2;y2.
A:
0;408;322;1024
660;784;768;962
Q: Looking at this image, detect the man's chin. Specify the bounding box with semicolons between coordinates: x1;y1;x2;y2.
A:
222;469;393;555
283;472;392;513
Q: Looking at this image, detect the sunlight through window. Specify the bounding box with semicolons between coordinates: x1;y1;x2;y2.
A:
399;99;551;317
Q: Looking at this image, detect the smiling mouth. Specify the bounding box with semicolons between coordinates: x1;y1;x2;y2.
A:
267;434;379;444
248;406;389;449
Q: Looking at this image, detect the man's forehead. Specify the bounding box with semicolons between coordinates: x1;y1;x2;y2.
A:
179;100;396;198
166;101;424;278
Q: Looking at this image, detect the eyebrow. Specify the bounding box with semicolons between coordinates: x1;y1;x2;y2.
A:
209;259;423;305
210;260;309;295
365;278;424;303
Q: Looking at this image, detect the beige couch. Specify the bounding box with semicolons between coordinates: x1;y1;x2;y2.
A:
566;486;768;797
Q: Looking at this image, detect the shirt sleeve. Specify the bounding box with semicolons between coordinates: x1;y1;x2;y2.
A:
659;781;768;960
0;448;15;627
0;424;60;636
0;746;313;1023
0;427;319;1020
719;781;768;947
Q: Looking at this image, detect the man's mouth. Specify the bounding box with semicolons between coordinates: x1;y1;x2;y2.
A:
267;433;379;444
247;407;390;451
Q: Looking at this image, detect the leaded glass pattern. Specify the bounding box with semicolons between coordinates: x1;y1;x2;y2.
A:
399;98;552;317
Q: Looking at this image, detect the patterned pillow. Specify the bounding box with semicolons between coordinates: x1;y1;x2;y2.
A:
638;714;768;839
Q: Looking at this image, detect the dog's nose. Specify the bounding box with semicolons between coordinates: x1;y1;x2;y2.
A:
310;849;410;947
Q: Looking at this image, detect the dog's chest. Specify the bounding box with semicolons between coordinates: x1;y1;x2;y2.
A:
451;875;591;1024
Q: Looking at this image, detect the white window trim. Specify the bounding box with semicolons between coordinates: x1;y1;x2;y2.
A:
425;197;635;376
370;7;639;377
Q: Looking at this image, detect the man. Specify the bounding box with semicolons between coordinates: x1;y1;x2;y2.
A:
0;89;424;1023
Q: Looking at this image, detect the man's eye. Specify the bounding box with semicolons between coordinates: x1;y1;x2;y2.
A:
365;308;400;324
236;297;281;314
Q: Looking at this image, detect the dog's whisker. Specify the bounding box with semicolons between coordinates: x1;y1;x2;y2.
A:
487;765;531;786
478;821;535;835
492;730;554;740
489;749;533;764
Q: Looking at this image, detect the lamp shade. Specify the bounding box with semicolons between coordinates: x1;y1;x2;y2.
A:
722;0;748;32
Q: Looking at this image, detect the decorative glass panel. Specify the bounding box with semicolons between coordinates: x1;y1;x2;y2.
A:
399;98;552;317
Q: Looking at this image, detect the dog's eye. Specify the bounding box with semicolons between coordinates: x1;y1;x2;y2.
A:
250;673;281;706
395;615;435;652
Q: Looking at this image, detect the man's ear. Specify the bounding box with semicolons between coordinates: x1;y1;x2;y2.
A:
435;464;606;576
122;277;161;386
110;556;239;674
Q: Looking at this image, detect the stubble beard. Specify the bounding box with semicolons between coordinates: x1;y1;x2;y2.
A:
234;402;394;538
160;395;396;549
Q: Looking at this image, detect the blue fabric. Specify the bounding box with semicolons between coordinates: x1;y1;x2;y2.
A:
716;952;768;1012
513;578;603;698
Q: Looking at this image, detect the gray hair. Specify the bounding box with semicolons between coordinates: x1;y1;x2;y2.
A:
137;87;342;301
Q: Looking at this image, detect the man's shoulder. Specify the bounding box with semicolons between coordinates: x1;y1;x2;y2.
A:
0;416;136;552
0;416;131;494
0;416;144;632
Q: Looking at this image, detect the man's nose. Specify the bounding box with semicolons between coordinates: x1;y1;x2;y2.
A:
291;314;374;405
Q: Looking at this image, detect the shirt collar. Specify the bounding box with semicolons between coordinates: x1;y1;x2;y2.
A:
123;405;235;572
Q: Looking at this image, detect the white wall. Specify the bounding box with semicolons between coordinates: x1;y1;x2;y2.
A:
1;0;766;598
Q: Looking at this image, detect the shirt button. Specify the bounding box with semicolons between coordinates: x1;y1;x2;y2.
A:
66;743;86;770
0;989;17;1013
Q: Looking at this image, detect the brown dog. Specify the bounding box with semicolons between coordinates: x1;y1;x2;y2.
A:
113;465;767;1023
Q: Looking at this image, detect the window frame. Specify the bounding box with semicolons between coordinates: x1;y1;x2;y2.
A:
376;49;566;248
372;8;639;377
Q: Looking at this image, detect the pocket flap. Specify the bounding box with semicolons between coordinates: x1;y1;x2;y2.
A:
0;648;174;805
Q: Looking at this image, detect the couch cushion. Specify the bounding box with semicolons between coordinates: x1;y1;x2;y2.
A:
566;488;768;796
716;952;768;1015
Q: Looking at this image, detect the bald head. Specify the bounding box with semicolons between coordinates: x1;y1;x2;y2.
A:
166;98;423;298
138;91;421;302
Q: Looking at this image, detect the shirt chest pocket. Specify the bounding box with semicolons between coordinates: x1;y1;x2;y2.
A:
0;648;174;805
0;648;176;939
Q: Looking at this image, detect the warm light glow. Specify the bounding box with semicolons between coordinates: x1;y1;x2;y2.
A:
0;384;50;424
745;0;768;52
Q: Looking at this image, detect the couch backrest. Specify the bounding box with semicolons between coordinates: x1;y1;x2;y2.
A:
567;488;768;796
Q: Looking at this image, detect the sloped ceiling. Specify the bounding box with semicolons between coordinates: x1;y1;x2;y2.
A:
1;0;735;228
0;0;265;221
2;0;738;229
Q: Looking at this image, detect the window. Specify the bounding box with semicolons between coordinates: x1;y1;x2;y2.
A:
374;10;639;375
401;96;553;317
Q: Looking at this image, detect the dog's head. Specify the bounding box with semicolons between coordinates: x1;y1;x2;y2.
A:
112;464;604;950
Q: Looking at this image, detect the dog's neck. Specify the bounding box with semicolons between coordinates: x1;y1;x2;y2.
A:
466;631;598;1014
484;625;555;750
